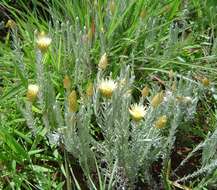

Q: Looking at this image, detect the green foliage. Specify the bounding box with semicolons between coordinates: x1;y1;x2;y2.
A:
1;0;217;189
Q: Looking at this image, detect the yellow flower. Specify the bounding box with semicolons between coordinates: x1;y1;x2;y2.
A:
98;79;117;98
36;32;52;52
98;53;108;70
26;84;39;102
154;115;167;129
68;90;77;112
151;91;164;108
129;104;146;121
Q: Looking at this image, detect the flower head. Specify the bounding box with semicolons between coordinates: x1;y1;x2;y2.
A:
98;79;117;98
26;84;39;102
129;104;146;121
36;32;52;52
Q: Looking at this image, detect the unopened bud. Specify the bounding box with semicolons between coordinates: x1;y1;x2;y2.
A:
98;53;108;70
154;115;167;129
68;90;77;112
110;1;116;15
86;82;94;97
87;19;95;41
140;8;147;19
168;69;174;79
151;91;164;108
201;77;210;87
5;19;16;29
176;96;192;104
63;75;71;89
171;81;176;92
141;86;149;97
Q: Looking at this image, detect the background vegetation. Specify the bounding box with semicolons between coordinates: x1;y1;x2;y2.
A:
0;0;217;189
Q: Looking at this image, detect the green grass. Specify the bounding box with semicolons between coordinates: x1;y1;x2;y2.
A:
1;0;217;189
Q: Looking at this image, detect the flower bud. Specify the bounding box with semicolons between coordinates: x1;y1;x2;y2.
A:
63;75;71;89
151;91;164;108
202;77;210;87
26;84;39;102
176;96;192;104
68;90;77;112
98;53;108;70
154;115;167;129
86;82;94;97
171;81;176;92
140;8;147;19
110;1;115;15
5;19;16;29
168;69;174;79
87;30;91;41
141;86;149;97
87;19;95;41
